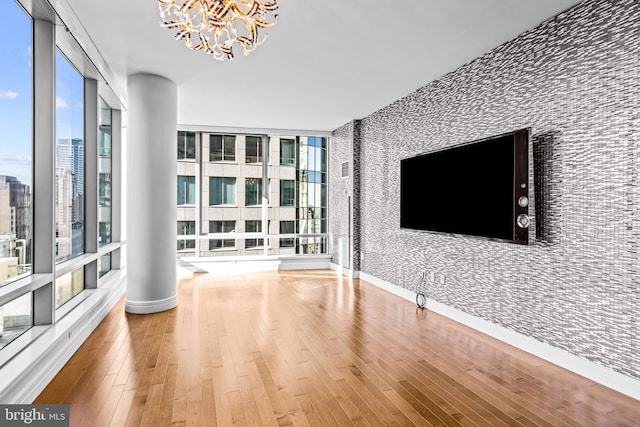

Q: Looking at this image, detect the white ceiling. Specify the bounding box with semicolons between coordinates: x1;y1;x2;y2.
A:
64;0;582;132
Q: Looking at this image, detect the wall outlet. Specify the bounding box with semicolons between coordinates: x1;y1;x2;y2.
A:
437;273;445;284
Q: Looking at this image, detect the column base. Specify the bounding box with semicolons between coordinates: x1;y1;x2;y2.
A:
125;294;177;314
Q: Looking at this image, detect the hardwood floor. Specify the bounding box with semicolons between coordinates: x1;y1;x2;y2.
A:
35;270;640;426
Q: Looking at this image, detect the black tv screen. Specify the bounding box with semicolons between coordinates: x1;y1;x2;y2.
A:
400;129;530;244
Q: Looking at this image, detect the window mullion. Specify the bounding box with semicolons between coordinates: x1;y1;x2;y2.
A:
262;135;269;256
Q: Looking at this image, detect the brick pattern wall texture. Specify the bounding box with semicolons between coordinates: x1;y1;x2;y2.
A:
330;0;639;379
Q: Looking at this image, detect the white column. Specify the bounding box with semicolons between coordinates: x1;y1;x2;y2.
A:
125;74;177;314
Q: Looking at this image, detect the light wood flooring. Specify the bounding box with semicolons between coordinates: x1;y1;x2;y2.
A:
35;270;640;426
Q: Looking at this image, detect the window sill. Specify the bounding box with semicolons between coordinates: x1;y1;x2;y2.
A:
0;274;52;307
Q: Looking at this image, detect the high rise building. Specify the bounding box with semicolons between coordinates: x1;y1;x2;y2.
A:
56;138;84;224
176;133;327;258
0;176;31;274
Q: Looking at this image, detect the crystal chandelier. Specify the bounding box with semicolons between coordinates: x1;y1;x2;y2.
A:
158;0;279;61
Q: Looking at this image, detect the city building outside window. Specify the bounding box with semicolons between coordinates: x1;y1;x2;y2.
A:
245;178;262;206
55;267;83;309
296;136;327;254
245;136;262;163
209;220;235;250
245;220;263;248
0;1;33;290
176;133;326;256
98;253;111;278
280;138;295;166
177;175;196;205
98;97;111;247
210;177;236;205
177;220;196;235
55;48;85;263
0;292;31;350
177;220;195;250
0;0;124;360
280;179;295;206
210;134;235;161
178;131;196;160
280;221;295;248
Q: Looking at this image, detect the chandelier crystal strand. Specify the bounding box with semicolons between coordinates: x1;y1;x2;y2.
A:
159;0;278;61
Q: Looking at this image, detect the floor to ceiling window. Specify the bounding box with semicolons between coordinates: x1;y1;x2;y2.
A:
176;132;328;258
98;97;112;278
296;136;327;254
55;49;84;264
177;131;197;256
0;0;123;353
54;49;85;308
0;0;33;348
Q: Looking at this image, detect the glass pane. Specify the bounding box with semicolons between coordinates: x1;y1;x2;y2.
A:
308;147;315;171
177;176;195;205
279;221;295;248
177;239;196;250
210;177;221;205
321;147;327;171
210;134;222;161
246;220;261;233
98;98;111;246
298;145;308;171
0;1;33;286
224;178;236;205
186;177;195;204
210;220;236;233
280;139;295;165
245;178;262;206
280;180;295;206
245;220;263;249
99;173;111;206
246;136;262;163
99;102;111;157
177;221;196;235
210;177;236;205
186;133;196;158
98;253;111;278
224;135;236;161
209;239;235;250
55;49;84;263
196;132;329;257
178;131;196;160
211;135;236;161
0;292;31;350
99;221;111;246
313;147;322;171
56;267;84;308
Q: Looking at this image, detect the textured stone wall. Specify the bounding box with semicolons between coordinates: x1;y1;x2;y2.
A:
330;0;639;379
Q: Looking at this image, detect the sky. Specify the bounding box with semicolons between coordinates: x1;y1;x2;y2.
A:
0;0;84;187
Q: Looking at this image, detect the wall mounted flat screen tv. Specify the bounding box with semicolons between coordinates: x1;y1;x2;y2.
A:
400;128;530;244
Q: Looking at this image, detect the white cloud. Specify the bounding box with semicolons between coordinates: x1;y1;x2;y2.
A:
0;155;32;164
0;90;18;100
56;96;68;108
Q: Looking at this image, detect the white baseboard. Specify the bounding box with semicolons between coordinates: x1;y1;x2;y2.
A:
330;262;359;278
358;271;640;402
125;294;177;314
0;269;127;403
